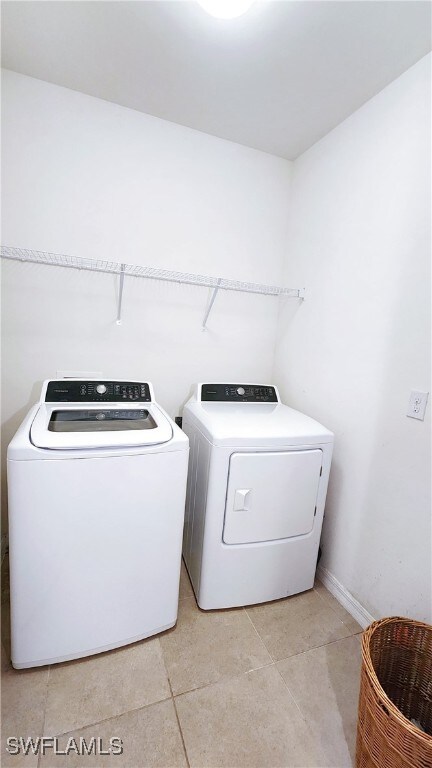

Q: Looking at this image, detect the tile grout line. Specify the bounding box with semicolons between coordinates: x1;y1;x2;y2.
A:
243;601;354;663
166;633;360;706
274;632;363;665
313;585;361;635
159;638;191;768
245;599;358;664
314;584;350;627
38;665;51;767
173;657;278;700
273;661;310;723
272;661;329;766
164;602;275;701
243;587;361;666
173;662;280;703
43;695;175;740
171;692;191;768
242;606;277;662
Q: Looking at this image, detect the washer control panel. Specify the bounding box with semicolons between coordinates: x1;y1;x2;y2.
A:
201;384;278;402
45;380;152;403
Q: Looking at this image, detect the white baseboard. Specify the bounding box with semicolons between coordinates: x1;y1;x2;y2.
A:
317;564;375;630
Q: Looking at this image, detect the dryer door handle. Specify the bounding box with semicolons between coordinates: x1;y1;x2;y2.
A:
234;489;251;511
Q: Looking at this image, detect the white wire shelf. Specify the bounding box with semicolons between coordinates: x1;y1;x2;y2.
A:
1;245;304;328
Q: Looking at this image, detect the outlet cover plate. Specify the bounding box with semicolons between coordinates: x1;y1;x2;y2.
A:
407;390;429;420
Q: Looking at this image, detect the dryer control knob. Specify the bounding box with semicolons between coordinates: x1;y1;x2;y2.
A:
96;384;107;394
236;387;245;396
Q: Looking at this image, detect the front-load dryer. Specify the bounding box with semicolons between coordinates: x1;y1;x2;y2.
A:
182;383;333;610
7;379;189;668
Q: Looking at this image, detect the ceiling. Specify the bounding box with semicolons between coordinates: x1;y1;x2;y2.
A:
1;0;431;159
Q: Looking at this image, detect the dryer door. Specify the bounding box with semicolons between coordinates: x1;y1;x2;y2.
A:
223;450;322;545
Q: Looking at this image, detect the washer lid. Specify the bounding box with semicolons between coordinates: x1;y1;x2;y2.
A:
184;402;333;447
30;403;173;450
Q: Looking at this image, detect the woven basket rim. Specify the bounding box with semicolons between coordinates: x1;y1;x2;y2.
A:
362;616;432;744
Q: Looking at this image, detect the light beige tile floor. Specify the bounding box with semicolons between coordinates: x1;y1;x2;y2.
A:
39;700;188;768
1;663;50;767
175;665;325;768
314;581;363;636
246;589;353;661
277;635;362;767
44;639;171;736
160;596;271;695
2;557;363;768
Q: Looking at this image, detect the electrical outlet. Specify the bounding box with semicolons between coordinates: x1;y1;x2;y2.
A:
406;390;429;421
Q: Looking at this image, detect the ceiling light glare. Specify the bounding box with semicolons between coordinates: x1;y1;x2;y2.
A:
197;0;256;19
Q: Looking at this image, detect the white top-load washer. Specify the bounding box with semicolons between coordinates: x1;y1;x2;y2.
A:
182;383;333;610
8;379;189;668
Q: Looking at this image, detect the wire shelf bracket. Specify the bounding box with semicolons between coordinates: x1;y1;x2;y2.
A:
116;263;126;325
202;278;222;331
1;245;305;328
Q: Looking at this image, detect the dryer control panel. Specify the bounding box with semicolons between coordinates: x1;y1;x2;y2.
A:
45;380;152;403
201;384;279;403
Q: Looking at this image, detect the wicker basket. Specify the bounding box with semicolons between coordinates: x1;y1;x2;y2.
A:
356;617;432;768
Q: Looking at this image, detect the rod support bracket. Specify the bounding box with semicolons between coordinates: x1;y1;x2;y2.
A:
116;264;126;325
202;278;222;331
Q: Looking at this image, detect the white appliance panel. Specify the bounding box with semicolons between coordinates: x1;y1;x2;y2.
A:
8;444;188;668
223;449;322;545
182;424;211;596
182;383;334;610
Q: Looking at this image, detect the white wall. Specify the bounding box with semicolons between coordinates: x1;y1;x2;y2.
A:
274;54;431;622
1;69;292;527
3;58;430;625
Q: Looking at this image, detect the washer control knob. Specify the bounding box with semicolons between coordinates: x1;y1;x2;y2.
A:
236;387;245;396
96;384;107;394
